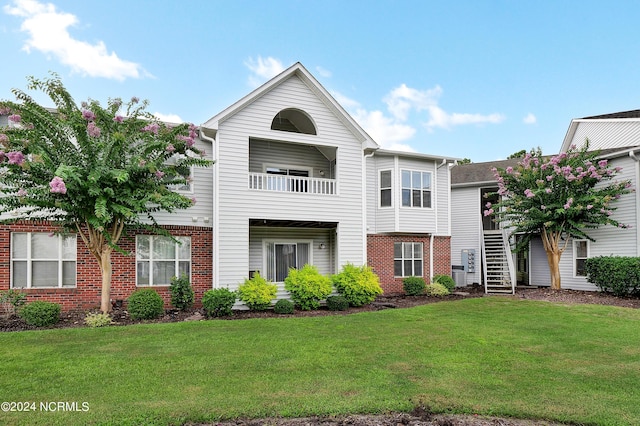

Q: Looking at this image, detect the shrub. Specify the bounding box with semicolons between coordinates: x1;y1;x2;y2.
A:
403;276;426;296
432;274;456;293
585;256;640;297
332;263;383;307
170;274;194;311
202;288;237;317
273;299;295;314
284;264;333;310
85;312;114;328
326;295;349;311
18;301;61;327
127;289;165;320
425;282;450;297
0;289;26;317
237;272;277;311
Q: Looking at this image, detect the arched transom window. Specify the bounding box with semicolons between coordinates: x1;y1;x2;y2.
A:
271;108;317;135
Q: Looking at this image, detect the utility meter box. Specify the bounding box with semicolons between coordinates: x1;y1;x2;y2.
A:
461;249;476;273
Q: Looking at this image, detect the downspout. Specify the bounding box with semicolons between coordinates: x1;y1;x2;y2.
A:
430;233;434;283
199;128;218;288
363;146;376;265
629;149;640;256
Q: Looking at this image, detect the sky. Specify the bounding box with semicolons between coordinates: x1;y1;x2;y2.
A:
2;0;640;162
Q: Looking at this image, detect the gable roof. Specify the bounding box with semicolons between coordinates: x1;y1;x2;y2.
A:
451;159;520;187
582;109;640;120
201;62;379;150
561;109;640;152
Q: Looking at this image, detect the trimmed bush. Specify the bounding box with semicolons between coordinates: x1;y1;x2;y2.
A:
170;274;194;311
433;274;456;293
18;301;61;327
332;263;383;307
284;264;333;310
85;312;114;328
202;288;237;317
237;272;277;311
128;289;165;320
0;289;26;317
326;295;349;311
403;276;426;296
273;299;295;314
585;256;640;297
425;282;450;297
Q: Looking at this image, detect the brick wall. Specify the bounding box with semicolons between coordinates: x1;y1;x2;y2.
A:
367;234;451;294
0;221;213;312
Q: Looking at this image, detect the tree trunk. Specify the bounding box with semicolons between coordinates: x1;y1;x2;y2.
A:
99;248;113;313
545;249;562;290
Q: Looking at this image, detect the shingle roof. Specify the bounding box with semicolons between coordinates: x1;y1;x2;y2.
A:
451;158;520;185
583;110;640;119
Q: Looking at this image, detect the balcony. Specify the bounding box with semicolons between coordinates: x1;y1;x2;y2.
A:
248;172;336;195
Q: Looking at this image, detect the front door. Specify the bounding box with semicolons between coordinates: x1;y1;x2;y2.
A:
481;187;500;231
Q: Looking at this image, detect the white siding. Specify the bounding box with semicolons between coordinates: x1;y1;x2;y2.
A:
397;157;437;233
366;155;395;233
450;186;481;285
215;75;365;287
529;236;551;287
570;121;640;151
436;163;451;234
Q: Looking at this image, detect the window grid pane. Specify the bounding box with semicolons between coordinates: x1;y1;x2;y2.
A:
11;233;76;288
136;236;191;286
394;242;423;277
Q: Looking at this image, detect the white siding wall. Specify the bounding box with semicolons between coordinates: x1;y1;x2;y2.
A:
215;75;366;287
529;237;551;286
436;163;451;234
570;121;640;151
366;155;395;233
450;186;481;285
149;137;214;227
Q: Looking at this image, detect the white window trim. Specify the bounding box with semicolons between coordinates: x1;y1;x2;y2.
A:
393;241;424;278
135;235;192;287
379;169;393;209
573;239;590;278
400;169;433;209
262;239;314;283
11;232;77;289
263;163;313;176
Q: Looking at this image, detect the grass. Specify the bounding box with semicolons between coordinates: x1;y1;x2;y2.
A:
1;297;640;425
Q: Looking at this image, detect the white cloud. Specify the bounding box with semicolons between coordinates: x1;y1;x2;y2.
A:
352;109;416;146
425;106;505;130
245;56;286;87
315;66;332;78
153;112;183;124
4;0;146;81
523;113;537;124
384;84;442;121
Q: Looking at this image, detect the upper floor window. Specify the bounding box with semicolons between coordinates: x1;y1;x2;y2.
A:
167;154;193;193
401;170;432;208
11;233;77;288
379;170;392;208
136;235;191;286
574;240;589;277
271;108;317;135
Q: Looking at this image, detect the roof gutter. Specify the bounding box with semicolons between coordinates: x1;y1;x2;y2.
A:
629;149;640;256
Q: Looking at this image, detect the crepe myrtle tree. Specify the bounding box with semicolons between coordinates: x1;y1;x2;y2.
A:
0;74;212;312
484;143;633;290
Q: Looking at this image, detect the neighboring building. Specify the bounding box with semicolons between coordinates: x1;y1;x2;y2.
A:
0;63;458;310
451;110;640;292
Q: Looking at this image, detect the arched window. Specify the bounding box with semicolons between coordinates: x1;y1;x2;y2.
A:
271;108;317;135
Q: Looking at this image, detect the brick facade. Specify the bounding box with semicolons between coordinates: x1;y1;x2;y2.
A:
367;234;452;294
0;221;213;311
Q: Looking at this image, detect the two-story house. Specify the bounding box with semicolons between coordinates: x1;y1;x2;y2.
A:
1;62;457;310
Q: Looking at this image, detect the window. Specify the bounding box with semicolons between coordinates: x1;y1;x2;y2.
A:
167;154;193;192
394;242;423;277
265;166;310;192
271;108;317;135
401;170;432;208
379;170;392;207
11;233;76;288
265;241;311;282
574;240;589;277
136;236;191;286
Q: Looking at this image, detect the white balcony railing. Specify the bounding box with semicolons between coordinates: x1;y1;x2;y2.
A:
248;172;336;195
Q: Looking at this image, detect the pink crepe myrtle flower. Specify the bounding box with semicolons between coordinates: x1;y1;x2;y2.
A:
16;188;27;197
87;122;101;138
586;204;593;210
49;176;67;194
524;189;535;198
485;202;492;209
166;144;175;153
506;166;514;174
143;122;160;134
155;170;165;179
113;115;124;123
7;151;24;165
483;208;494;217
541;205;546;210
0;134;8;144
190;197;197;205
138;159;147;167
8;114;21;123
545;188;552;194
598;159;608;168
82;110;96;121
564;198;573;209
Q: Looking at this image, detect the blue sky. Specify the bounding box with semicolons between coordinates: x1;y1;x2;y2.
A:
1;0;640;162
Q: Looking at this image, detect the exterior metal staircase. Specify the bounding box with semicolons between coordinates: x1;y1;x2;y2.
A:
481;230;516;294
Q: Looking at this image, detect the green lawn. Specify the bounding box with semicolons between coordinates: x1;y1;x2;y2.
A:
1;297;640;426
